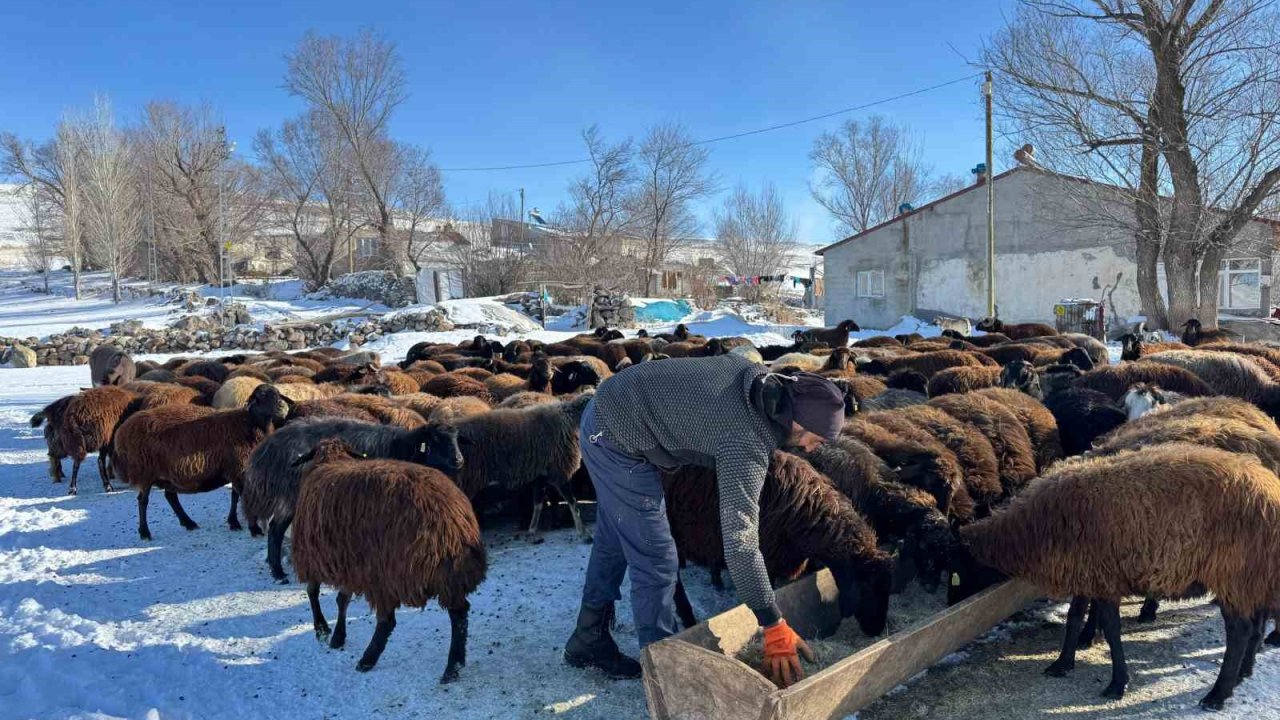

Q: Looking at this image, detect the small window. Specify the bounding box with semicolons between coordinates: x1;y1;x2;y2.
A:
661;270;682;290
356;237;379;258
856;270;884;298
1221;258;1261;310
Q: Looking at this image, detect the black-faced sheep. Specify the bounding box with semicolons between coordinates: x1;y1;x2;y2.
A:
1041;387;1127;457
112;384;291;540
1180;318;1234;347
89;345;135;386
1118;333;1189;361
955;444;1280;709
548;358;605;395
974;318;1058;339
291;438;486;680
665;451;893;634
243;419;462;583
453;392;595;541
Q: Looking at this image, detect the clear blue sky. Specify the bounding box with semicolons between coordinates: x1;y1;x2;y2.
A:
0;0;1017;245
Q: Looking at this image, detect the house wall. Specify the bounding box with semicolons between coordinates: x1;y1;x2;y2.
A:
821;169;1276;328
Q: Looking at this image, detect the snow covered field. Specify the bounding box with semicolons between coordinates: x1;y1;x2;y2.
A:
0;283;1271;719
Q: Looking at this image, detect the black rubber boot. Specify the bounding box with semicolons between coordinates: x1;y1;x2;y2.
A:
564;603;642;679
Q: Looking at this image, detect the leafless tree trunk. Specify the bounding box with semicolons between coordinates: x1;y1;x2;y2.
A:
809;116;944;235
390;143;446;274
81;96;141;303
19;185;58;293
714;183;798;302
548;126;636;288
632;123;715;296
988;0;1280;329
285;30;407;261
448;194;534;296
57;122;86;300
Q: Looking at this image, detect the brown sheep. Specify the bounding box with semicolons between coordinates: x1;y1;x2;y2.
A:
453;366;495;382
964;332;1012;347
1139;350;1280;415
1091;417;1280;473
123;381;205;408
832;375;888;407
665;451;893;635
972;387;1064;472
330;394;426;429
314;362;378;385
926;366;1002;397
385;392;442;420
1199;343;1280;382
1117;333;1189;361
800;319;861;348
927;393;1038;498
483;353;555;401
861;350;985;379
57;386;142;495
957;445;1280;709
89;345;135;386
818;347;857;378
1072;363;1216;402
974;318;1058;339
893;404;1004;511
979;344;1047;366
30;395;74;485
113;384;290;540
856;410;975;521
177;359;230;384
420;374;495;403
231;365;275;382
288;399;383;425
428;396;492;424
497;391;561;410
1100;396;1277;438
853;336;905;349
291;439;486;680
174;375;221;403
843;416;968;521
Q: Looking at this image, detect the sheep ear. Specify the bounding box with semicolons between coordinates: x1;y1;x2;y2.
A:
291;448;318;468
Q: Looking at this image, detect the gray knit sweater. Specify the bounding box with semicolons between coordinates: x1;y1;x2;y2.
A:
593;353;787;625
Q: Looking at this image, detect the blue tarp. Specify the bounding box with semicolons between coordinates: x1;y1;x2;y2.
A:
634;299;692;322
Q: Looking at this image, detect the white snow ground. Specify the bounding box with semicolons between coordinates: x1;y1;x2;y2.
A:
0;289;1268;720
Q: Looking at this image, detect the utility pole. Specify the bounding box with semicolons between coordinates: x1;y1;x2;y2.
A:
983;71;996;318
519;187;526;250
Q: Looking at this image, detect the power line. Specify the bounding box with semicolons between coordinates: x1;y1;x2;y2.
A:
439;72;984;172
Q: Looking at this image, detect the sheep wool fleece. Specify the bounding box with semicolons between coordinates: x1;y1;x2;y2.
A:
591;353;788;627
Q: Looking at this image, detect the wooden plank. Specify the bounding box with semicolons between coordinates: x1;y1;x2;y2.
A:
771;580;1041;719
642;639;776;720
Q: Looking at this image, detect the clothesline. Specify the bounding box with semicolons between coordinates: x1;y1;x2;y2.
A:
721;274;799;286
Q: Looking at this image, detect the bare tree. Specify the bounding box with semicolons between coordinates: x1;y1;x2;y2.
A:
2;122;87;298
255;111;367;291
394;144;448;273
18;185;59;293
987;0;1280;328
632;123;715;295
134;101;262;283
448;194;534;296
809;115;943;235
80;96;141;303
714;183;798;301
548;125;636;288
285;30;407;259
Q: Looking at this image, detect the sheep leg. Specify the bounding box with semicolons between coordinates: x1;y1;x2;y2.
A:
1096;600;1128;699
525;484;547;543
1137;597;1159;623
1077;600;1099;649
267;515;293;584
1044;595;1089;677
441;601;470;684
97;453;114;493
69;457;82;496
1240;610;1267;681
137;487;153;541
672;574;698;629
164;490;199;530
356;608;397;672
548;476;592;544
710;563;725;591
330;592;350;650
226;489;243;531
1266;612;1280;647
306;581;330;642
48;453;64;483
1200;609;1253;710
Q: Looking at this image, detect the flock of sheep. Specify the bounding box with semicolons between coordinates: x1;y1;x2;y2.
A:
22;314;1280;710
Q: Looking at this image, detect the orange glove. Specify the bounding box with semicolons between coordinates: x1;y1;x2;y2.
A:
760;619;815;688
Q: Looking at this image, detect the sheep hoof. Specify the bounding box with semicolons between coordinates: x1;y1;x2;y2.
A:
273;575;290;585
102;484;115;493
139;531;152;541
1199;694;1226;712
439;668;461;684
181;521;200;531
1076;632;1096;649
580;535;594;545
228;520;243;531
329;633;345;650
356;659;377;672
523;534;545;545
249;525;263;538
1137;610;1157;623
1265;631;1280;647
67;487;77;496
1043;660;1073;677
314;624;331;642
1100;681;1127;700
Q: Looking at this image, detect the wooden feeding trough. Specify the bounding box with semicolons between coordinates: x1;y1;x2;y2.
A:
642;572;1040;720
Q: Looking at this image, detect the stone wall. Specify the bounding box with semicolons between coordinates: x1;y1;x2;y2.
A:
0;308;454;367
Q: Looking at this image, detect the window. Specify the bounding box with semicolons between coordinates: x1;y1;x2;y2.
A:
356;237;379;258
661;270;682;290
856;270;884;298
1221;258;1261;310
1156;258;1261;310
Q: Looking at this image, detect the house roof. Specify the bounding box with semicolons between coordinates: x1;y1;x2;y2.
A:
815;168;1021;256
816;165;1280;256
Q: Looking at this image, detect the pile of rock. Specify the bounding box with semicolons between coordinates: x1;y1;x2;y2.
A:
314;271;417;308
0;306;453;367
589;287;633;329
